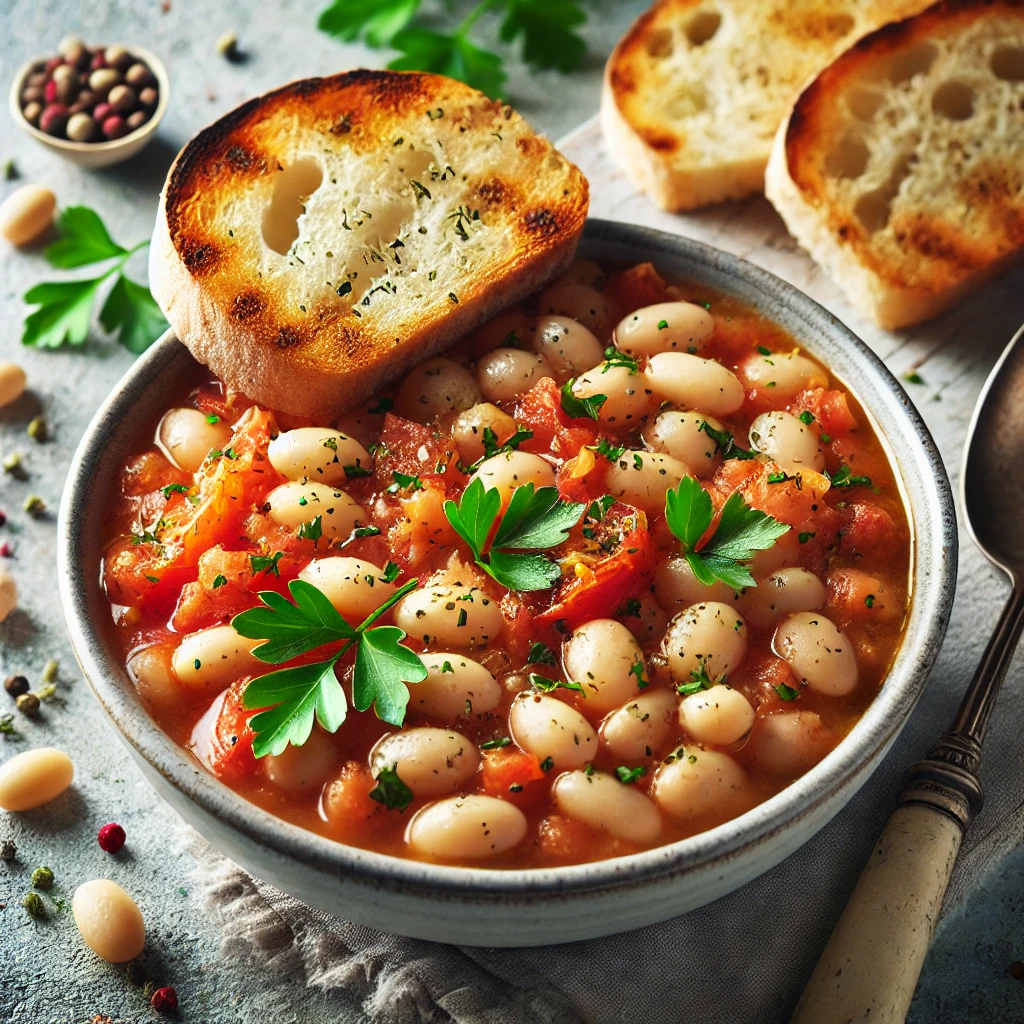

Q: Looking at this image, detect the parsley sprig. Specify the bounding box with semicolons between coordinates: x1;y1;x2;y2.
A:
443;478;585;591
463;424;534;472
665;476;790;591
318;0;588;97
22;206;167;353
232;578;427;757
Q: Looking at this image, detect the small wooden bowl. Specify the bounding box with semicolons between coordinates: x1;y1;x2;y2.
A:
9;44;169;170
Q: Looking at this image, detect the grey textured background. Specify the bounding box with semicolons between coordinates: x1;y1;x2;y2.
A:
1;1;1023;1022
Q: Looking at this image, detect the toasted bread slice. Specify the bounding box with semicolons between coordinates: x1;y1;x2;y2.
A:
766;0;1024;329
602;0;926;211
150;70;588;417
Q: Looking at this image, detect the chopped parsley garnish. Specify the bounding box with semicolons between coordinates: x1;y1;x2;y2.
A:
657;319;668;330
828;464;874;490
677;657;716;695
904;371;925;385
560;377;607;421
619;598;642;617
387;471;425;494
865;594;876;609
756;345;772;356
767;471;802;489
212;574;228;589
664;476;790;591
479;736;511;750
297;516;323;542
699;421;755;461
443;478;585;591
250;551;285;577
465;424;534;471
819;433;832;444
586;494;615;521
798;410;815;425
233;577;427;757
354;525;382;538
539;756;555;772
529;673;585;697
369;764;414;812
601;347;639;373
629;659;648;690
368;396;393;415
161;482;190;499
615;765;647;784
590;436;625;462
381;561;401;583
775;683;800;701
798;531;815;544
527;641;558;666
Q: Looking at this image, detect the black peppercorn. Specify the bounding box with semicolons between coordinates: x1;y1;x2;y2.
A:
0;839;16;861
4;675;29;699
15;692;40;716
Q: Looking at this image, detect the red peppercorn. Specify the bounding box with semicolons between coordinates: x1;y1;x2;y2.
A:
0;510;7;526
151;986;178;1012
97;822;126;853
0;542;14;558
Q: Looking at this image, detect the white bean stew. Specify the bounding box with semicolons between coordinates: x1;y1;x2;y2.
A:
102;259;911;867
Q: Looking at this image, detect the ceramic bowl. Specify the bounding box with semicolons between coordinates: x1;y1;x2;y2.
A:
58;219;957;947
9;45;169;170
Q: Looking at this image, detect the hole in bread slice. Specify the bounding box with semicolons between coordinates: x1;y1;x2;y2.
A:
853;153;914;233
888;42;938;84
261;158;324;256
931;80;974;121
825;131;870;180
685;10;721;46
991;45;1024;81
846;87;886;121
646;27;674;58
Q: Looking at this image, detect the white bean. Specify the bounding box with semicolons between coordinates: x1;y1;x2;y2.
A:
0;565;16;623
406;794;527;859
268;427;372;485
477;348;551;405
299;557;397;624
370;727;479;798
749;411;824;472
643;411;723;477
645;353;745;417
555;258;606;288
172;624;263;691
679;684;755;746
774;612;858;695
264;727;336;791
411;652;501;719
452;402;518;463
0;363;27;407
537;282;617;337
619;595;669;644
156;407;232;474
563;618;645;714
653;557;739;611
0;747;74;811
600;689;677;761
552;769;662;843
72;880;145;963
614;301;714;357
662;602;748;683
396;358;482;422
604;449;688;513
752;711;829;776
739;350;827;400
265;481;367;541
467;450;555;506
394;583;503;648
572;363;655;427
0;184;56;246
525;315;604;382
652;749;748;820
509;692;597;770
127;643;178;706
740;567;827;629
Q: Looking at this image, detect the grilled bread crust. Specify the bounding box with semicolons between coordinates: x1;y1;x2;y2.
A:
602;0;926;211
766;0;1024;329
151;70;588;416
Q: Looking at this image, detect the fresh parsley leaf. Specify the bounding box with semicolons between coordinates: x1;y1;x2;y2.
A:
318;0;420;46
615;765;647;784
389;27;506;96
250;551;285;577
828;465;874;490
699;421;755;461
45;206;127;268
498;0;586;73
601;348;639;373
493;484;584;549
297;516;323;542
665;477;789;591
904;371;925;385
527;640;557;666
775;682;800;701
234;580;356;664
590;437;625;462
486;549;561;590
464;423;534;471
161;482;190;499
380;561;401;583
353;624;428;725
529;672;585;696
211;574;228;589
586;495;615;521
244;658;348;758
387;471;424;494
865;593;876;609
369;763;415;810
444;477;502;554
560;378;606;420
798;410;815;425
480;736;511;750
22;277;105;348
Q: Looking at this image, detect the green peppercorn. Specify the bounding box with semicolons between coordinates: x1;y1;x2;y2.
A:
0;839;16;861
15;692;40;716
26;417;47;442
31;866;54;890
22;891;44;918
23;495;46;517
4;674;29;699
2;452;22;473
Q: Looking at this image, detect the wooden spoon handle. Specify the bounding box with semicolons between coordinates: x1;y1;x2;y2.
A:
790;800;962;1024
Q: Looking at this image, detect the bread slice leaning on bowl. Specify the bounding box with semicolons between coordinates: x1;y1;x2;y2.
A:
150;70;588;418
601;0;927;211
765;0;1024;330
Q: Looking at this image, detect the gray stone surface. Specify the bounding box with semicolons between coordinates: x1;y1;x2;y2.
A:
1;2;1022;1022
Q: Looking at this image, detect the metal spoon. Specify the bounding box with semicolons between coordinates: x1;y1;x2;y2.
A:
792;323;1024;1024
